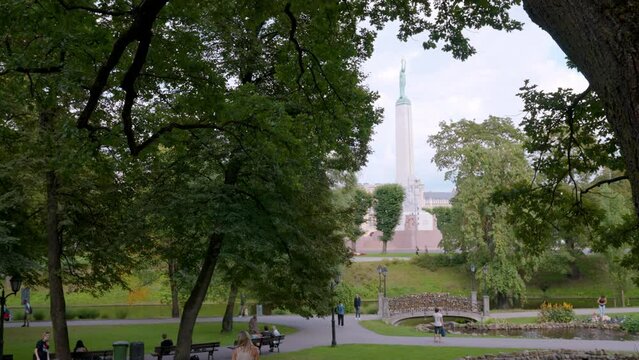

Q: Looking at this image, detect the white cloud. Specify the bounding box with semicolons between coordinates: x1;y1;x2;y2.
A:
357;8;588;191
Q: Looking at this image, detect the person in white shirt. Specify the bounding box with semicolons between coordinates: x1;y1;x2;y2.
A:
433;308;444;343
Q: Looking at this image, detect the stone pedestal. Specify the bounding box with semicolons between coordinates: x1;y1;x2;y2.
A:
378;292;384;317
471;291;477;309
483;295;490;316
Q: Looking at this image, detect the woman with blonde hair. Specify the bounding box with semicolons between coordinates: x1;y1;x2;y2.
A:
232;331;260;360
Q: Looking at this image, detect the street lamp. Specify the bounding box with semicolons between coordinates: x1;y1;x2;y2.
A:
330;275;341;347
1;275;22;359
380;266;388;297
470;264;476;293
376;265;383;293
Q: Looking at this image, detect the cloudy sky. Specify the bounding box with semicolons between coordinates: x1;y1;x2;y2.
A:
357;8;589;192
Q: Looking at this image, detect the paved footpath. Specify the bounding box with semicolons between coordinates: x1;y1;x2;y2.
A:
7;308;639;359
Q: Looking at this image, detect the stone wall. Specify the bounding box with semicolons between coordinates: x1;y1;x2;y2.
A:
416;321;621;332
388;293;479;315
459;349;639;359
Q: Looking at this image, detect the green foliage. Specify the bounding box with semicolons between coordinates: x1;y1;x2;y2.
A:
621;316;639;334
428;117;535;304
411;253;466;271
115;309;128;320
32;311;44;321
373;184;405;248
537;302;576;323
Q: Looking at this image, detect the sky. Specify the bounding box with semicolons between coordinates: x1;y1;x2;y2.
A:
357;8;589;192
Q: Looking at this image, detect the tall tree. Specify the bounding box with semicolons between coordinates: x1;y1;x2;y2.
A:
373;184;405;254
429;117;535;307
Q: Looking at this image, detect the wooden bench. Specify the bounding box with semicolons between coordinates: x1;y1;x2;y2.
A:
251;335;284;354
43;350;114;360
152;341;220;360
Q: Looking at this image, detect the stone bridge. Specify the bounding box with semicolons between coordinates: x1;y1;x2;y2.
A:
381;293;484;325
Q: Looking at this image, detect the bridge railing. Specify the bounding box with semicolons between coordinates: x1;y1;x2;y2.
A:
388;293;481;316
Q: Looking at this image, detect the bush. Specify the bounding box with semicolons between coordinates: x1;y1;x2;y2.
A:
115;309;128;319
411;253;466;271
33;311;45;321
65;309;77;320
76;308;100;319
621;316;639;334
537;302;575;323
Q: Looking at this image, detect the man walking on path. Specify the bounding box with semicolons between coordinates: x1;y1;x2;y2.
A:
336;302;345;326
354;294;362;319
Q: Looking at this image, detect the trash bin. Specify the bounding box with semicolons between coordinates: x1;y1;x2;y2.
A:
113;340;130;360
256;304;263;316
129;341;144;360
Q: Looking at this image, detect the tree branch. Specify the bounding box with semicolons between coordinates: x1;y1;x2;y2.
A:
284;2;305;87
581;175;629;195
77;0;169;131
57;0;131;16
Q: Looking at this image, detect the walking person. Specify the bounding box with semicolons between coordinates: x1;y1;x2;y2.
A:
232;331;260;360
336;302;345;326
21;287;31;327
353;294;362;320
598;295;607;317
433;308;444;343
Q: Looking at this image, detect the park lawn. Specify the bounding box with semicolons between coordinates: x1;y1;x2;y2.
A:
359;320;426;337
345;261;469;299
268;344;520;360
3;322;296;360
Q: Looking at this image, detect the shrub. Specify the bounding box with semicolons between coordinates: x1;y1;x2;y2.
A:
537;302;575;323
115;309;128;319
621;316;639;334
76;308;100;319
65;309;77;320
411;253;466;271
33;311;45;321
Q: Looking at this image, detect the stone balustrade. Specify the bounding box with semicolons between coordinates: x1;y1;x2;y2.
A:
460;349;639;359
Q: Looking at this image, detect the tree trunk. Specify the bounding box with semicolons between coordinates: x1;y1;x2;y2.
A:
174;160;240;360
522;0;639;219
41;109;71;360
168;259;180;318
382;240;387;254
565;237;581;280
46;172;71;359
174;233;223;360
221;283;238;333
496;293;511;309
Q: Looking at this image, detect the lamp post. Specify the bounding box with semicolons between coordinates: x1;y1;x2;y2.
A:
381;266;388;297
330;275;340;347
1;275;22;359
376;265;383;293
470;264;476;293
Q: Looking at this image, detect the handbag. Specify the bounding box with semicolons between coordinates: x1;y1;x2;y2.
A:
440;327;446;337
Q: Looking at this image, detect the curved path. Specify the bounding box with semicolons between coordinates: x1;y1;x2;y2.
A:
7;308;639;359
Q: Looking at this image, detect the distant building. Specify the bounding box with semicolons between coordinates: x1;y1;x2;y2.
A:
423;191;454;208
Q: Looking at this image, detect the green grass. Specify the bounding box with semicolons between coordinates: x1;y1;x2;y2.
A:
268;344;519;359
359;320;426;337
3;322;296;359
344;254;639;307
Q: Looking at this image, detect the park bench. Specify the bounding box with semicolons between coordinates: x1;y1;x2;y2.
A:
251;335;285;354
43;350;114;360
152;341;220;360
